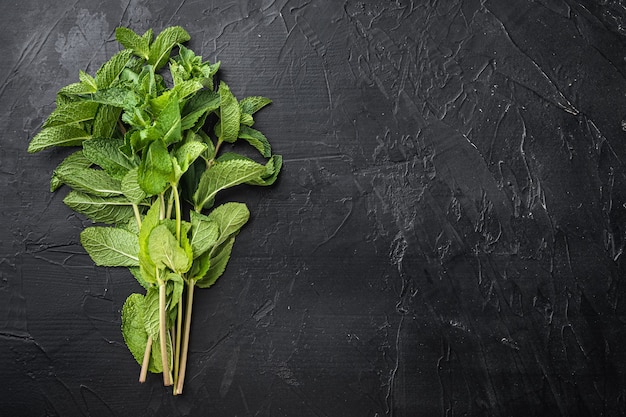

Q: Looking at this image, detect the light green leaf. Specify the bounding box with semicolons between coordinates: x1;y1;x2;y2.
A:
207;202;250;246
96;49;135;89
193;159;266;210
121;168;147;204
217;81;240;143
28;125;91;153
58;81;97;96
147;26;190;69
64;191;136;224
138;201;161;284
195;236;235;288
148;224;192;273
79;70;97;91
143;286;160;338
122;293;161;373
50;150;91;192
189;211;219;258
238;126;271;157
239;96;271;115
115;27;150;60
80;226;139;267
42;101;99;128
240;113;254;127
83;137;136;179
174;141;207;178
138;139;174;196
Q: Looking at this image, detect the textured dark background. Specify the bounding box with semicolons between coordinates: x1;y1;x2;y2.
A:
2;0;626;416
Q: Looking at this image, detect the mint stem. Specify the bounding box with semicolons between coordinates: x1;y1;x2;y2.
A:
175;279;195;395
139;335;152;383
158;279;173;386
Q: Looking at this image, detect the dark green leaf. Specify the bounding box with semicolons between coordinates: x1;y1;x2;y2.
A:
195;236;235;288
92;104;123;138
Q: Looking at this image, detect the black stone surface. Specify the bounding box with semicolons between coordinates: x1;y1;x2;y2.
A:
2;0;626;416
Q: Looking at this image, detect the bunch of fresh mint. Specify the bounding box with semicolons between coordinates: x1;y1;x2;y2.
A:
28;26;281;395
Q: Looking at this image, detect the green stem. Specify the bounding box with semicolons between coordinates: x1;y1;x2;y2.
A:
132;203;142;229
175;279;195;395
173;295;183;394
172;184;182;242
158;277;172;386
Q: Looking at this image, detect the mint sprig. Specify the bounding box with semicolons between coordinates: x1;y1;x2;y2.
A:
28;26;282;395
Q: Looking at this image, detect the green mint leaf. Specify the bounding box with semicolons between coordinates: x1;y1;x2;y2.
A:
195;236;235;288
42;101;99;128
79;70;98;91
166;273;184;313
87;87;141;109
181;90;219;131
122;293;161;372
239;96;272;115
154;94;182;146
143;287;161;338
64;191;136;224
92;104;123;138
138;201;161;284
80;226;139;267
240;113;254;127
148;224;191;273
28;125;91;153
147;26;190;69
193;159;266;210
249;154;283;186
58;81;97;96
217;81;240;143
121;168;147;204
238;126;271;157
115;27;150;60
174;141;207;178
83;137;137;180
138;139;174;196
129;267;152;290
189;211;219;258
96;49;135;89
50;150;91;192
56;167;123;197
207;202;250;246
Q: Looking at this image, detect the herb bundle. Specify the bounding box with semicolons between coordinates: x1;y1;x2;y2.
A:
28;26;281;394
